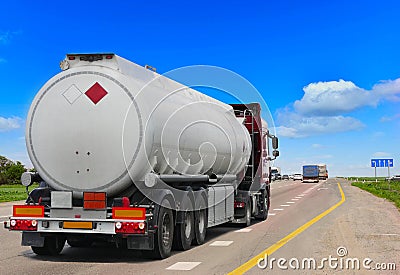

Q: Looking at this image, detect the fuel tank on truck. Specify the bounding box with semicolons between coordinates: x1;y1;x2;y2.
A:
26;53;252;198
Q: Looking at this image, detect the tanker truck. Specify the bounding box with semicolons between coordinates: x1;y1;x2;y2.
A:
4;53;279;259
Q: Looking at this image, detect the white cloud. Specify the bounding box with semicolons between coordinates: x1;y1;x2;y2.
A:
2;152;32;168
372;131;385;138
312;143;324;149
275;77;400;138
275;110;364;138
373;79;400;102
275;126;301;138
294;79;400;116
0;116;23;132
0;31;12;44
0;30;20;44
380;113;400;122
316;154;333;159
372;152;392;157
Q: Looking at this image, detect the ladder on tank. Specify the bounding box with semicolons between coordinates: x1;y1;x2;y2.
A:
243;109;258;182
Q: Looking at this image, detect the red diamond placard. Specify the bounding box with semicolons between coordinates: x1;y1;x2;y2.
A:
85;82;108;104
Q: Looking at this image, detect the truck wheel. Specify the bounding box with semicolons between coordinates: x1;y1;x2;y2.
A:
143;199;174;259
255;190;269;221
242;201;251;227
67;237;93;247
192;209;207;245
173;211;194;250
31;236;66;256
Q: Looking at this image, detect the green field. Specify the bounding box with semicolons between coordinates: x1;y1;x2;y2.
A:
351;178;400;209
0;184;38;203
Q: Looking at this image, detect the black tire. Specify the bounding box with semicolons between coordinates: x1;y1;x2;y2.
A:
67;237;93;247
143;199;174;259
31;236;66;256
242;200;251;227
31;245;49;255
173;211;194;250
255;189;269;221
192;209;207;245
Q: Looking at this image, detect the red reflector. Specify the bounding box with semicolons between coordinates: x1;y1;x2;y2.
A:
84;192;95;200
94;192;106;201
85;82;108;105
83;192;107;210
105;55;113;59
84;201;106;209
68;56;75;60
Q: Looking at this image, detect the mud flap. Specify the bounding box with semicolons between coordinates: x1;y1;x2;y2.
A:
127;234;154;250
22;232;45;247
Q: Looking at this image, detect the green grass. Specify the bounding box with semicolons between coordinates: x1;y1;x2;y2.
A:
352;179;400;209
0;184;39;203
347;177;386;181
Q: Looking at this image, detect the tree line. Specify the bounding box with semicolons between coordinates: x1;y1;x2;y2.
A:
0;155;27;185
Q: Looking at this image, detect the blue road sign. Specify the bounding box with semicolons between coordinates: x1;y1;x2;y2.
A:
371;158;394;167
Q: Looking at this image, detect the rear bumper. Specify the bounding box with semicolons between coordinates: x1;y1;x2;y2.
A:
6;216;147;235
20;231;155;250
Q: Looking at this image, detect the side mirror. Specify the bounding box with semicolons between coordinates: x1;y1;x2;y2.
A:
272;137;278;149
273;150;279;158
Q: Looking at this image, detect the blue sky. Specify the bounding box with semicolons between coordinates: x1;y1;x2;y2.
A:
0;0;399;176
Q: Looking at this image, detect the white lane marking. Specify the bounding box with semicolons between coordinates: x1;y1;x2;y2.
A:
166;262;201;271
286;202;295;204
273;208;284;211
298;194;305;197
318;188;328;190
370;234;399;236
280;204;290;207
292;198;299;201
235;228;252;233
268;213;276;216
295;197;302;199
209;241;233;247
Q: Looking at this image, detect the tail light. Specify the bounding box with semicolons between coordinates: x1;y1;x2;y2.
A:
115;221;146;234
234;201;245;208
10;219;38;231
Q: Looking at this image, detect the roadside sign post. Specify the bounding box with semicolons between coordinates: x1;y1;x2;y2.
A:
371;158;394;189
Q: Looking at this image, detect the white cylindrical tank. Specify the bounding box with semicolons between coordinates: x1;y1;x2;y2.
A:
26;54;252;197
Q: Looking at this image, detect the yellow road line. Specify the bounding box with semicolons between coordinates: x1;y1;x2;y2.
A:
228;182;346;275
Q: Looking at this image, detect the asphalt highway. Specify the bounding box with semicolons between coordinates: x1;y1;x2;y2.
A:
1;178;398;274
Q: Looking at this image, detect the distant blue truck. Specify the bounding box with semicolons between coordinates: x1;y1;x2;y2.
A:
302;165;320;183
